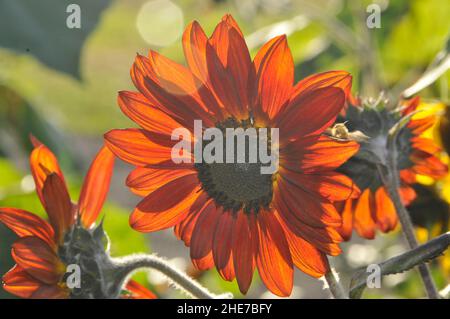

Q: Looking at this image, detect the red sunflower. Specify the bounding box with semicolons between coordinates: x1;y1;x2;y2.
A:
105;15;360;297
335;96;448;240
0;138;155;299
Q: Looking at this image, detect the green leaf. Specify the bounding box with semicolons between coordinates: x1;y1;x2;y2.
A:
350;232;450;299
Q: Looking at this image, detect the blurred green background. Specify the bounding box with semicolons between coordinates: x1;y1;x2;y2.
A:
0;0;449;298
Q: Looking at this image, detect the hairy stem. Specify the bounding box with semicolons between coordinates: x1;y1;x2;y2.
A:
324;268;348;299
378;133;440;299
111;254;229;299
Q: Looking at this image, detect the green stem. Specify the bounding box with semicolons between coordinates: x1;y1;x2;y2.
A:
378;134;440;299
324;267;348;299
111;254;231;299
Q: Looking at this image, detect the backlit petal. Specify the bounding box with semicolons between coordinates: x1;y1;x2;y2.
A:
232;212;256;294
276;87;345;139
123;280;157;299
2;265;41;298
104;128;175;167
11;237;64;285
255;211;293;297
30;144;66;209
130;175;201;232
253;36;293;119
126;167;196;197
353;189;376;239
118;90;182;135
212;210;235;281
42;173;74;242
0;207;55;247
78;146;115;228
190;200;221;270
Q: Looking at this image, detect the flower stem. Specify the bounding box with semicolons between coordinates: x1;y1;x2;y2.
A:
324;267;348;299
378;133;440;299
111;254;231;299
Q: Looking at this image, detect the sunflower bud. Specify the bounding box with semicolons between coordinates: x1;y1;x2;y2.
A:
59;221;125;299
336;98;414;194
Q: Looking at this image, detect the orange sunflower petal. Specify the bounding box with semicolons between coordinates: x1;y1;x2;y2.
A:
275;191;342;255
212;209;235;281
411;137;442;155
104;128;175;167
190;200;221;270
130;176;201;232
42;173;74;242
291;70;352;100
132;53;215;128
183;21;209;82
400;169;416;184
11;236;64;285
2;265;41;298
205;37;243;119
148;50;220;121
281;219;330;278
280;169;360;202
399;185;416;205
78;146;115;228
220;14;244;37
232;213;256;295
126;167;196;197
282;135;359;173
30;143;66;209
335;199;354;241
253;35;293;119
174;191;209;246
0;207;55;247
275;176;342;227
123;280;157;299
353;189;376;239
255;211;293;297
118;90;182;136
411;151;448;179
209;18;252;118
402;96;420;115
408;116;437;134
276;87;345;139
374;187;398;233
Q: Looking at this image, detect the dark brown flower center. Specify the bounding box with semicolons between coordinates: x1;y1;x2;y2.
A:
195;117;274;214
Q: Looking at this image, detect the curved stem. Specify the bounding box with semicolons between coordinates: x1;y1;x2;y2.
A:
324;267;348;299
111;254;229;299
377;135;440;299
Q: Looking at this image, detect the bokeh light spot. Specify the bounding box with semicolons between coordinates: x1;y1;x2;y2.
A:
136;0;184;47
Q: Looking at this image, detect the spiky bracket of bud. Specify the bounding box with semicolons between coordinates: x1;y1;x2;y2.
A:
58;219;229;299
59;220;127;298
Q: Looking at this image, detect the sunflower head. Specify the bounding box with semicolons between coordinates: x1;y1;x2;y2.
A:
195;117;275;214
105;14;363;297
335;96;448;240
